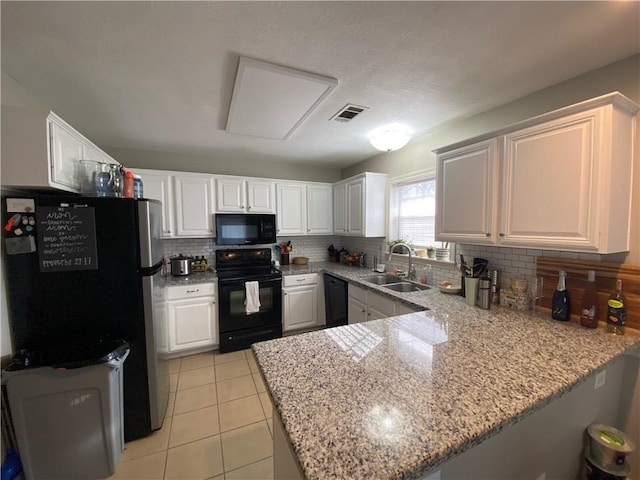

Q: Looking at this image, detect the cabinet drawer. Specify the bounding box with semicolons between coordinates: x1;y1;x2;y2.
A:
348;283;367;303
283;273;317;287
167;283;216;300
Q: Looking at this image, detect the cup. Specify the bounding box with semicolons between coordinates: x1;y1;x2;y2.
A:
464;277;480;306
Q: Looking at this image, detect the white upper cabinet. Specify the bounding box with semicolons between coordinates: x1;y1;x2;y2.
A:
175;174;216;237
276;182;334;236
334;172;387;237
132;169;175;238
1;107;119;193
307;184;333;235
436;139;499;244
215;178;275;213
276;183;307;235
333;183;347;234
435;92;638;253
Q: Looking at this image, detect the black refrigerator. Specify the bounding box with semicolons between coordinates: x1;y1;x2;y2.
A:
2;195;169;441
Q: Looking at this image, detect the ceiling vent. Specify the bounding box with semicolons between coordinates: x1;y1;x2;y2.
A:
330;104;369;123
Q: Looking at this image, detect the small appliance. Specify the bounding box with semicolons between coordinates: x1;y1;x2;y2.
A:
215;214;276;245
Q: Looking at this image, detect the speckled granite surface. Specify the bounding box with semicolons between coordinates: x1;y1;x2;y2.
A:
162;271;217;286
254;262;640;480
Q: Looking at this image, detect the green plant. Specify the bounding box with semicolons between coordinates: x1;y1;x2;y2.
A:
386;238;412;247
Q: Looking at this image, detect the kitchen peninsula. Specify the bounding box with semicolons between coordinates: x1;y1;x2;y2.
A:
253;266;640;479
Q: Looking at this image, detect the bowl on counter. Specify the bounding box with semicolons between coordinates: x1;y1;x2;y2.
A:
438;283;461;295
292;256;309;265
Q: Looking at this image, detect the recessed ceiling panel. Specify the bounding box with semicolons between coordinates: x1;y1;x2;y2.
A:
226;57;338;140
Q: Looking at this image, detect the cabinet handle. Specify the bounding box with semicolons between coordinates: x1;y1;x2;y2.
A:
247;206;250;210
296;278;305;282
283;292;288;296
212;301;216;304
362;309;366;313
486;232;491;237
499;233;505;237
240;206;244;209
186;289;199;293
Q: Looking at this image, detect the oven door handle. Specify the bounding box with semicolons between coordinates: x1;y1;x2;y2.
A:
219;277;282;287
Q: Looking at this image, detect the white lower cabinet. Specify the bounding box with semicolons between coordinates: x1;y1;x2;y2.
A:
348;283;424;323
283;274;318;332
166;283;217;354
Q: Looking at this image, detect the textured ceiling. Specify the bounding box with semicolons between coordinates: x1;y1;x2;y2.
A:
2;1;639;170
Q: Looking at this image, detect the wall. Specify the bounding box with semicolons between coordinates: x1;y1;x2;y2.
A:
343;54;640;265
104;146;342;184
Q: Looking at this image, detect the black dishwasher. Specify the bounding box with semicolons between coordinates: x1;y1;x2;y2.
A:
324;274;348;327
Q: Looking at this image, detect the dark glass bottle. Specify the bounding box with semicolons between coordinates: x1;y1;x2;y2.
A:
551;270;570;321
606;279;626;335
579;270;598;328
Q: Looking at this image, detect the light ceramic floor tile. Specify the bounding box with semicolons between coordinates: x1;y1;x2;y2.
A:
108;450;166;480
177;365;215;391
218;395;265;432
166;392;176;418
169;405;220;448
169;373;178;393
180;351;215;372
214;350;246;365
252;372;267;393
120;417;172;463
220;421;273;472
267;417;273;437
258;392;273;419
173;383;217;415
168;358;181;375
225;456;273;480
215;358;251;381
165;435;223;480
216;374;257;404
208;475;224;480
246;351;260;373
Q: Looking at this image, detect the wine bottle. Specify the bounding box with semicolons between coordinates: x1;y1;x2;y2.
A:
606;279;626;335
579;270;598;328
551;270;570;321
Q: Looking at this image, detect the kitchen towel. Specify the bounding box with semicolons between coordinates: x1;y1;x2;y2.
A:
245;281;261;314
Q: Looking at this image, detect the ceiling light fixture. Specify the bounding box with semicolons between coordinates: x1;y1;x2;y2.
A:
369;124;412;152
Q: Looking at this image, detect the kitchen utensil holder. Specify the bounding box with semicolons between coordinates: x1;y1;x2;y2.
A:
281;253;290;265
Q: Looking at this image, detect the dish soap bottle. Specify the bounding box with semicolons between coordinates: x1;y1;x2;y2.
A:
551;270;570;321
579;270;598;328
606;279;626;335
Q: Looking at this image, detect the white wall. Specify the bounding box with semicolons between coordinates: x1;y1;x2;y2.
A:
343;54;640;263
104;146;342;183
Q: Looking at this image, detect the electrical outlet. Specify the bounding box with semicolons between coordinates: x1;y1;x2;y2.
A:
595;370;606;389
536;474;546;480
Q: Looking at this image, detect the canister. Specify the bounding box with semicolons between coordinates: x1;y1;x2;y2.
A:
478;278;491;309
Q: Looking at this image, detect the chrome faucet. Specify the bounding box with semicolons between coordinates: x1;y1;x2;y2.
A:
388;242;414;280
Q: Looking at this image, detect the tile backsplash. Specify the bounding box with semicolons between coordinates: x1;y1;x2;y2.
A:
162;236;608;287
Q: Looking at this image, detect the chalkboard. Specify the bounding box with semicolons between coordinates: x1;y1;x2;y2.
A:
36;205;99;272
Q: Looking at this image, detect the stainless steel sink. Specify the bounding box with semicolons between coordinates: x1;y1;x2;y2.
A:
361;274;403;285
383;282;430;293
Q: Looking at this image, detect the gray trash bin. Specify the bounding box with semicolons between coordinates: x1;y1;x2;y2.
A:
2;341;129;480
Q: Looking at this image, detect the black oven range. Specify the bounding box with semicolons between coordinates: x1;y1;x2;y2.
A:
216;248;283;353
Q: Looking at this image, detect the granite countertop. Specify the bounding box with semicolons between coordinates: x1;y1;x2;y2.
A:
162;271;217;286
253;262;640;480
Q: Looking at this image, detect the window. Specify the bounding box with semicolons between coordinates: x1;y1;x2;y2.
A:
389;172;447;249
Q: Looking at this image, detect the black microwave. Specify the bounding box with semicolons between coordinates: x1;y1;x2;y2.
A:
215;214;277;245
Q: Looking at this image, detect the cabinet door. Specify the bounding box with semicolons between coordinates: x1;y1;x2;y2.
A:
368;291;396;318
276;183;306;235
216;178;245;212
501;111;599;250
307;184;333;234
48;120;83;191
133;170;175;238
247;180;276;213
167;296;216;352
283;285;318;332
84;143;118;166
436;139;499;244
348;297;368;324
396;302;423;315
347;179;364;235
333;183;347;234
175;175;215;237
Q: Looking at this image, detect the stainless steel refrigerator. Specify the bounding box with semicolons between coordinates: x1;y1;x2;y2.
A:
2;195;168;441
